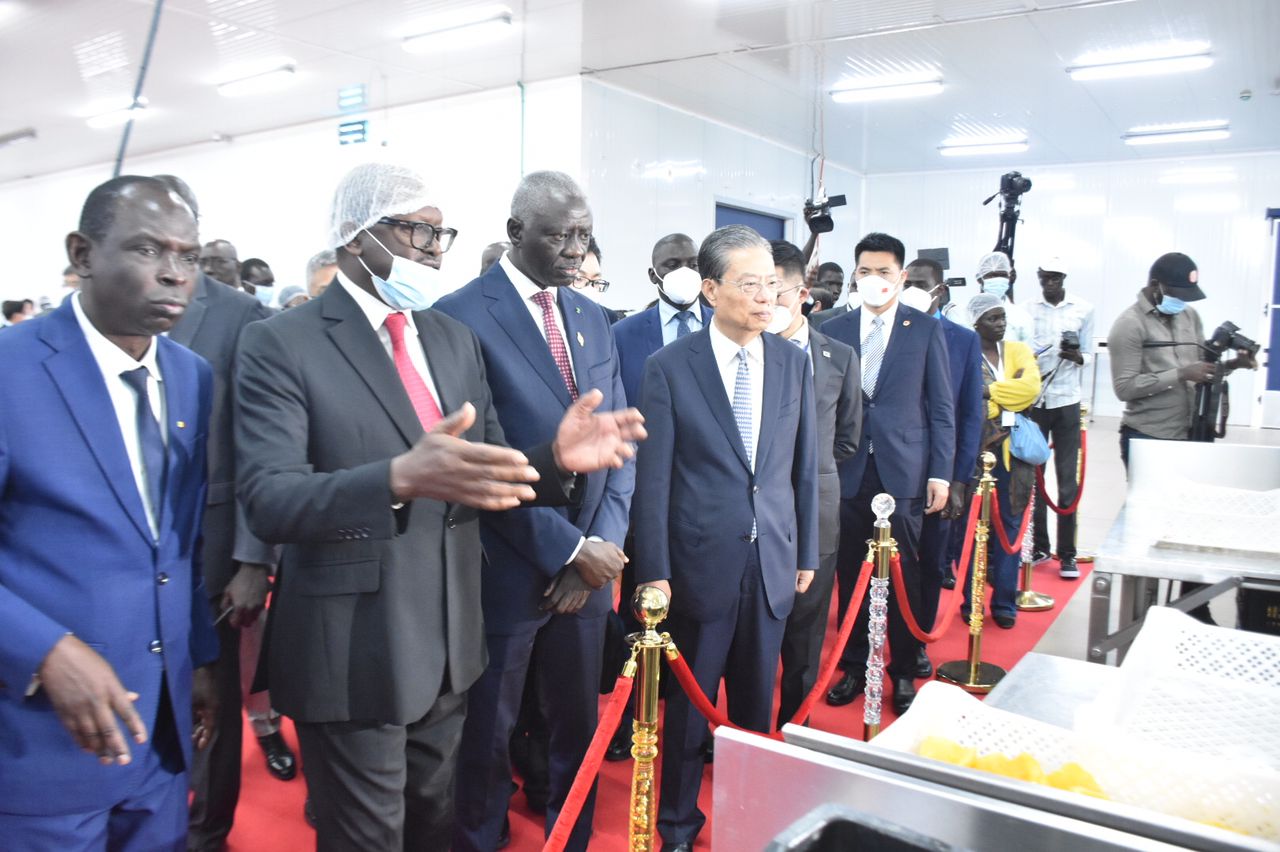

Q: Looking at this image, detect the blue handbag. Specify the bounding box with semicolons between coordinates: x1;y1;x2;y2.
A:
1009;412;1050;465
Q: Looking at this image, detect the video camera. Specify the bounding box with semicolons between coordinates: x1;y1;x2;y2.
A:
982;171;1032;262
803;193;847;234
1061;330;1081;351
1191;321;1261;442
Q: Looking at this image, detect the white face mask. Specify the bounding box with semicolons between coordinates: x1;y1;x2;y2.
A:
357;229;451;311
766;303;793;335
982;275;1010;300
658;266;702;307
858;274;899;309
898;285;934;314
253;286;275;307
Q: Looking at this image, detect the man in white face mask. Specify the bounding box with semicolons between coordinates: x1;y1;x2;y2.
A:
819;232;956;717
769;239;862;728
974;250;1033;344
612;232;713;405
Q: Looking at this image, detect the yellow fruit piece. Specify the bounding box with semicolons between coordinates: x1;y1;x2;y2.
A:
1010;752;1047;784
1047;762;1107;798
973;753;1018;777
917;736;976;768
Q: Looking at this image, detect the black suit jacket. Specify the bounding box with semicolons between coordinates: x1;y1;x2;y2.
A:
234;281;569;725
170;273;276;595
806;327;862;557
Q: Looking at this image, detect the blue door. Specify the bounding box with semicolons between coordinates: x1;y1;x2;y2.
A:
715;204;786;241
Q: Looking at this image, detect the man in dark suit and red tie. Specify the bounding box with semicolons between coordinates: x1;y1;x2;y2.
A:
437;171;634;852
234;163;644;852
633;225;819;852
0;176;220;850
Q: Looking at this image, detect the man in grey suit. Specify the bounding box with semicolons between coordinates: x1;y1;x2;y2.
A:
233;163;644;852
769;241;861;727
155;177;292;852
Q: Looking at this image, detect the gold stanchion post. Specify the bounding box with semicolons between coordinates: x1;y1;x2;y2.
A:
627;585;670;852
1017;490;1055;612
862;493;897;740
938;452;1007;693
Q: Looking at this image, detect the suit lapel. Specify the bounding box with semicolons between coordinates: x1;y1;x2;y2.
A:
40;305;154;544
689;333;750;471
322;285;422;447
414;311;463;416
169;273;209;347
643;307;663;354
755;334;783;470
560;288;591;396
809;329;836;397
156;339;196;533
484;270;574;406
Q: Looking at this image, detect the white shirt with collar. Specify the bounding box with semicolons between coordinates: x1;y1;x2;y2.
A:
658;298;703;347
336;270;443;407
708;320;764;470
859;298;900;353
72;291;167;539
499;253;576;374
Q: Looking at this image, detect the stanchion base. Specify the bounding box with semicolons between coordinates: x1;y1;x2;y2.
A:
936;660;1006;693
1016;590;1056;611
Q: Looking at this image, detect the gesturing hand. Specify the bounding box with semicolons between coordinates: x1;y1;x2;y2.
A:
541;568;594;615
192;666;218;750
571;539;627;589
390;402;542;510
222;562;271;629
38;635;147;765
553;389;646;474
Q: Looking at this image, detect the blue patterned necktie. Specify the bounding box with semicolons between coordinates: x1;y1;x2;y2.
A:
862;315;885;396
732;349;754;468
120;367;166;534
675;310;694;339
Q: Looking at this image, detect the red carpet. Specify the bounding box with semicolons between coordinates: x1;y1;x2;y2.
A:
226;558;1091;851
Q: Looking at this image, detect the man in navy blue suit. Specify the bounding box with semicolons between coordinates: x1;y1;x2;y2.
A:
0;176;219;849
612;232;711;405
437;171;634;852
634;225;818;852
900;258;984;676
822;232;955;716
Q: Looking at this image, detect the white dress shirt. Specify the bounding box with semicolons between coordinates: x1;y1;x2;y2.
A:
1027;293;1094;409
336;270;443;407
782;321;813;375
1001;298;1034;344
500;253;576;375
708;321;764;470
659;298;703;347
72;292;167;539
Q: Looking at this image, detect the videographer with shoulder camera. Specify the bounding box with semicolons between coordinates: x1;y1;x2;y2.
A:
1108;252;1257;469
1026;256;1093;579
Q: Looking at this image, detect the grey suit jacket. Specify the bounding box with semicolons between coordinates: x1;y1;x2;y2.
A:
170;273;277;595
234;282;569;725
806;327;862;557
808;303;853;330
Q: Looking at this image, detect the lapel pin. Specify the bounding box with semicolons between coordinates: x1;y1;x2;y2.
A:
574;306;582;314
176;421;186;429
903;320;911;327
576;331;585;347
822;350;831;358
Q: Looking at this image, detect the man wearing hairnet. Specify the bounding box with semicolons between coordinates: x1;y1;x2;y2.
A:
232;162;645;852
974;251;1032;344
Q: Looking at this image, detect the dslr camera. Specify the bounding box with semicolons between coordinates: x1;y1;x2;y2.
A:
803;193;847;234
1204;321;1260;362
1000;171;1033;197
1060;330;1081;350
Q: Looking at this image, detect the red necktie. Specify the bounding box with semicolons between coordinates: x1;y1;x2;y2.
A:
384;312;443;430
532;290;578;400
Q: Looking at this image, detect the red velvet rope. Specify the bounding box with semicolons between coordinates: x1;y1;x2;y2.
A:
989;487;1034;555
542;673;636;852
891;492;982;643
1035;430;1088;516
665;557;877;738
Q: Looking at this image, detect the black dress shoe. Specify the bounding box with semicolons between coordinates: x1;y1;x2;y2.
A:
257;731;297;781
825;672;865;706
992;613;1016;629
605;730;631;762
891;677;917;715
941;573;956;590
660;843;692;852
914;647;933;680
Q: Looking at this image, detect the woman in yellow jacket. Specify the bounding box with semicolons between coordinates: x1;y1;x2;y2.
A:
963;293;1042;628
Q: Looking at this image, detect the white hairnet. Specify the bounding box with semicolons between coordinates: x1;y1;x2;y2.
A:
975;251;1012;279
966;292;1005;327
328;163;434;249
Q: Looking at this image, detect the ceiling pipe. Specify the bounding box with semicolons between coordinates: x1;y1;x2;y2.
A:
113;0;166;178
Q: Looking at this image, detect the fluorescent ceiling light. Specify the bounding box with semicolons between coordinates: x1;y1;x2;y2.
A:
1124;120;1229;146
217;62;297;97
938;134;1028;157
0;126;36;148
85;98;149;129
1068;41;1212;81
830;73;943;104
403;8;514;54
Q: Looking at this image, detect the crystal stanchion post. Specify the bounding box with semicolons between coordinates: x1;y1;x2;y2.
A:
1017;490;1055;612
938;452;1007;693
863;493;897;739
627;586;670;852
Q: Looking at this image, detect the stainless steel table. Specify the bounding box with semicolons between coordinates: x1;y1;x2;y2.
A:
985;652;1117;728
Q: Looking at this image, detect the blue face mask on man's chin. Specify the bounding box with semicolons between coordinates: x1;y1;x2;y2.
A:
1155;287;1188;316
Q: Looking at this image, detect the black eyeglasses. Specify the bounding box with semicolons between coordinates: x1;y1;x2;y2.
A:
378;217;458;252
572;275;610;293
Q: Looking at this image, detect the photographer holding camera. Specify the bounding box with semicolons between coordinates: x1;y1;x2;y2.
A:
1026;256;1094;578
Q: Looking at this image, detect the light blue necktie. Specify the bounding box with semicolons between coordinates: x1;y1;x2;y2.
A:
732;348;757;539
862;316;884;454
675;310;694;339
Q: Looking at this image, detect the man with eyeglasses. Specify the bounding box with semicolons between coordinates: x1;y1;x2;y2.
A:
233;162;645;852
570;237;625;324
633;225;818;852
437;171;634;852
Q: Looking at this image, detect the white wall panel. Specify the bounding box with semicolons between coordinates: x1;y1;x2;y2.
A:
862;153;1280;424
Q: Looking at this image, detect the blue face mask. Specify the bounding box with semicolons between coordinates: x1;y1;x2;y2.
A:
982;275;1010;300
253;286;274;307
357;229;449;311
1155;290;1187;316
